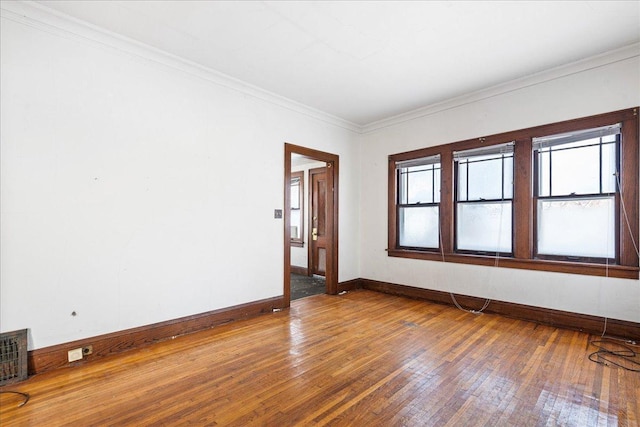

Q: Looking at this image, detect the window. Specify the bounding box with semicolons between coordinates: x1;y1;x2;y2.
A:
454;143;513;254
534;124;620;262
387;108;639;279
291;171;304;247
396;155;441;249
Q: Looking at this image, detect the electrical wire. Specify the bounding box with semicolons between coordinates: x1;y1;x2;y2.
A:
600;184;612;338
594;171;638;354
444;162;514;315
588;339;640;372
614;171;640;260
439;194;499;315
601;316;608;338
596;171;639;341
0;390;30;408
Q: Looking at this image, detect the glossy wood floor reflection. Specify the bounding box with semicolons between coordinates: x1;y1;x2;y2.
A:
1;290;638;426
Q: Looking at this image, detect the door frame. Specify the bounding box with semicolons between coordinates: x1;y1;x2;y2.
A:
284;143;339;307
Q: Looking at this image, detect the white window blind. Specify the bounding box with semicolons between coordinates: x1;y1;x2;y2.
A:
453;142;514;161
395;154;440;169
532;123;621;150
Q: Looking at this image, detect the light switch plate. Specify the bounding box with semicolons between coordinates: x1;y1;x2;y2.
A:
274;209;282;219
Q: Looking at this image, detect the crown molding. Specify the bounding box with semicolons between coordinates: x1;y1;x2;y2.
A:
361;42;640;134
0;1;362;134
3;1;638;136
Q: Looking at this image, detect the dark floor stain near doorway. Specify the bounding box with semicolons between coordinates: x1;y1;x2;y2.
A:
291;273;325;300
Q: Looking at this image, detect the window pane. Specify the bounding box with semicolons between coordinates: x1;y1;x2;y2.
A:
433;167;441;203
291;182;300;209
398;170;408;204
407;168;434;204
503;157;513;199
458;163;467;201
399;206;439;248
463;155;511;200
399;164;441;205
457;202;512;252
291;209;301;239
468;158;501;200
538;150;551;197
601;142;617;193
550;144;599;195
537;197;615;258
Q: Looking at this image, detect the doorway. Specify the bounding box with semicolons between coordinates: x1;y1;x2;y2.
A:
284;143;339;307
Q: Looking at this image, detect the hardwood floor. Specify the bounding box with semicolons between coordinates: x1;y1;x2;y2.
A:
1;290;638;426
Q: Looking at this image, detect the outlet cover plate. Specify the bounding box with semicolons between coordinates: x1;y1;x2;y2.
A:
68;348;83;362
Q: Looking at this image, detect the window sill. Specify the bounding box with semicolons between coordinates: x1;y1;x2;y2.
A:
387;249;639;280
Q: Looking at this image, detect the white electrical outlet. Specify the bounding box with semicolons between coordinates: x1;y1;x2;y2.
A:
68;348;83;362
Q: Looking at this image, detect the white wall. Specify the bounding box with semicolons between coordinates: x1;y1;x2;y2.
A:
2;3;637;355
359;52;640;323
0;4;360;349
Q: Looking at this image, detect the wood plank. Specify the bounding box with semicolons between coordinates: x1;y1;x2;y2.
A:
2;290;638;426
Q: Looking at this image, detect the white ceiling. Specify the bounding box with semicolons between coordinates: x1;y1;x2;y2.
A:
35;1;640;126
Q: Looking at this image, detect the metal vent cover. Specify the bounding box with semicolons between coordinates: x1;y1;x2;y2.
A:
1;329;28;385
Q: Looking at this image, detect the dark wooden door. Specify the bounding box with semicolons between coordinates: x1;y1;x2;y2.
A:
309;167;327;276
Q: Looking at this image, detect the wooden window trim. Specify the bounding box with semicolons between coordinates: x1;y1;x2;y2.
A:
453;146;514;255
388;107;639;280
290;171;304;247
532;132;620;263
396;157;441;250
